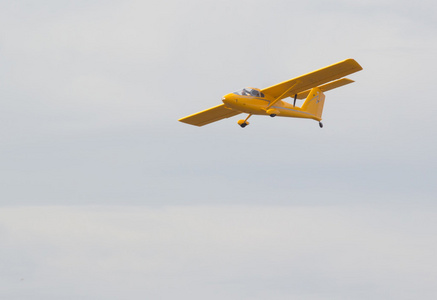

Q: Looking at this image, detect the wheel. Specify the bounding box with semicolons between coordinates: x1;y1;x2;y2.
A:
238;119;249;128
270;114;276;117
319;122;323;128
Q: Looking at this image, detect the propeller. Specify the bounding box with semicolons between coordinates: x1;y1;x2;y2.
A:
293;94;297;107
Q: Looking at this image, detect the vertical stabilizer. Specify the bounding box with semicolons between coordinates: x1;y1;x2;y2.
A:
301;87;325;120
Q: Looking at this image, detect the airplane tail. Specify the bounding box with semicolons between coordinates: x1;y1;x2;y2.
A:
300;87;326;121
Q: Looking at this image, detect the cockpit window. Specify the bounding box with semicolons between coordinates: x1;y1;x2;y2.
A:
233;88;263;97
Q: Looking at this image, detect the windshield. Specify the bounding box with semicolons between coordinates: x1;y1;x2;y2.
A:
233;88;263;97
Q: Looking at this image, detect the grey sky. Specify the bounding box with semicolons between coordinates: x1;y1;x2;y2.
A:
1;0;436;299
2;205;437;299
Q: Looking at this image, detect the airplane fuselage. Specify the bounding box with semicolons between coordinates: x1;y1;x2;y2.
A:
222;93;320;121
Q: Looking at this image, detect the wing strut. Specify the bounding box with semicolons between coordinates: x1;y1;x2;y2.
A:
293;94;297;107
266;82;299;110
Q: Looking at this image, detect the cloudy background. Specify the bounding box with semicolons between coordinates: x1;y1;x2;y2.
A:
1;0;436;299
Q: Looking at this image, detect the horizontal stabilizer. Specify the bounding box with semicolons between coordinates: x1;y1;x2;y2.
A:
178;104;241;126
296;78;355;99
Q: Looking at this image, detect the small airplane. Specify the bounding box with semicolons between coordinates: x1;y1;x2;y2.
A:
179;59;362;128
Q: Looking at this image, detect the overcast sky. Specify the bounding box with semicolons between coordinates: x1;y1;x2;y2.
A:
1;0;436;299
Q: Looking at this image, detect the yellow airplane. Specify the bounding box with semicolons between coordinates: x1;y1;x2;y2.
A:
179;59;362;128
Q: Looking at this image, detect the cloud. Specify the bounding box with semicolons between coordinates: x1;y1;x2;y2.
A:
1;205;437;299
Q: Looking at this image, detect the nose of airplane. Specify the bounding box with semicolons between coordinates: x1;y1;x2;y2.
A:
222;93;235;106
222;95;230;105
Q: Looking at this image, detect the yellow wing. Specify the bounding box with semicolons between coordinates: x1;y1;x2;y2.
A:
178;104;241;127
295;78;355;99
261;59;362;100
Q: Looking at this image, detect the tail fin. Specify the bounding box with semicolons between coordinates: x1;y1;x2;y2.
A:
301;87;325;121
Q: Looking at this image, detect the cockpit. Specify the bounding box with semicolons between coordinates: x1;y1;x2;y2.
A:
233;88;264;97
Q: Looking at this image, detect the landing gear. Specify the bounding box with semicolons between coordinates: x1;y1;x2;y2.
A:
319;122;323;128
266;109;279;117
238;114;252;128
237;119;250;128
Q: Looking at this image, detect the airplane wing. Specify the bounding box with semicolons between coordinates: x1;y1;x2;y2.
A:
261;59;362;100
295;78;355;99
178;104;241;126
